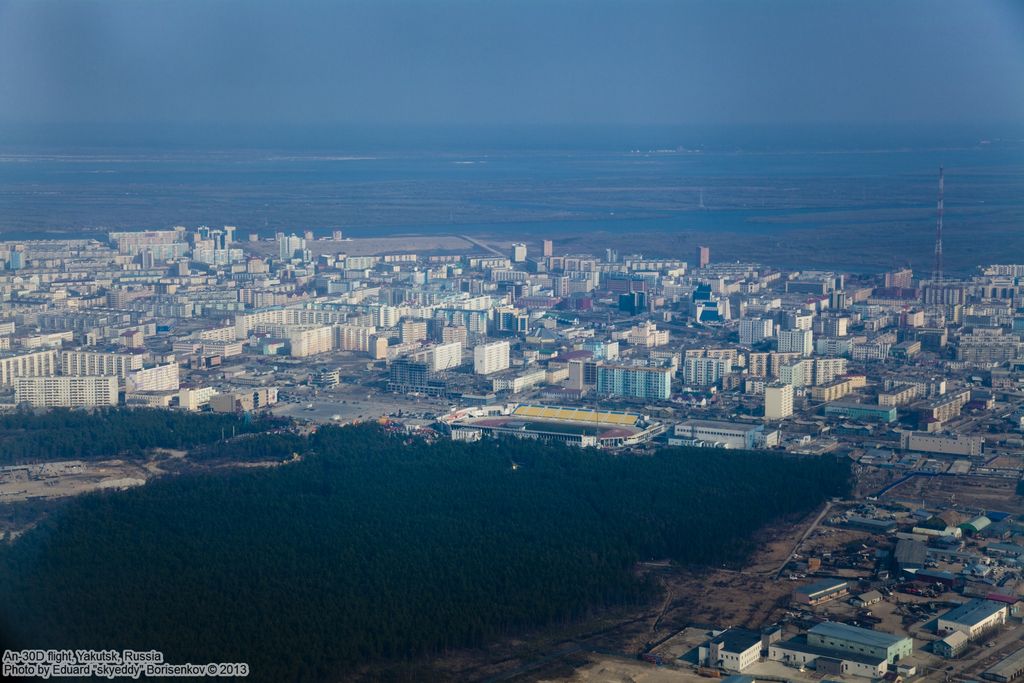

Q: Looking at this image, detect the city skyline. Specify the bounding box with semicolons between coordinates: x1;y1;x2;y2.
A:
1;3;1023;681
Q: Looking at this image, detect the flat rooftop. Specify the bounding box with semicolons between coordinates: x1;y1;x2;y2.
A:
681;419;761;433
809;621;907;649
795;579;848;597
775;635;887;666
940;599;1006;626
710;628;762;654
463;416;639;439
895;538;928;566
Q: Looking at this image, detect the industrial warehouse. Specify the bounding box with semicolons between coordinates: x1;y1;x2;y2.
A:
767;622;914;679
984;647;1024;683
669;419;780;449
693;621;917;680
793;579;850;606
445;404;666;449
937;599;1008;639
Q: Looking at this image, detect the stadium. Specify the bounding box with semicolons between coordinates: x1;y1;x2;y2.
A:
446;404;666;449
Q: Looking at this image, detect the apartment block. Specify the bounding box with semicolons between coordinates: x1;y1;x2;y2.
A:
16;376;119;408
473;341;510;375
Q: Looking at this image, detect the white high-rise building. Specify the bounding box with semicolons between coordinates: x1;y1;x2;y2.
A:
378;306;401;329
430;341;462;371
16;376;118;408
0;349;58;385
287;326;334;357
179;387;218;411
60;351;144;379
473;341;510;375
683;357;733;386
739;318;774;345
813;357;849;385
787;312;814;331
276;232;306;260
410;341;463;372
511;243;527;262
778;329;814;356
765;383;794;420
779;359;812;388
126;363;180;392
334;324;378;352
400;320;429;344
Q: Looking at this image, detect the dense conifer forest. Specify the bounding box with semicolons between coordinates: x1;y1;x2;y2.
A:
0;408;284;464
0;425;850;681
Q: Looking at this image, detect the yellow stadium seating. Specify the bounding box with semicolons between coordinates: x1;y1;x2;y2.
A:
513;405;638;426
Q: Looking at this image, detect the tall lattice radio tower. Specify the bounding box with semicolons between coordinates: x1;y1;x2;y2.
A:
933;166;944;283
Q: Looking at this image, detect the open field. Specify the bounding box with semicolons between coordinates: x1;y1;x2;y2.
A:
540;653;709;683
882;472;1024;515
0;459;148;505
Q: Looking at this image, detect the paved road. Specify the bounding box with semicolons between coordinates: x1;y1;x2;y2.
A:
951;623;1022;682
461;234;506;257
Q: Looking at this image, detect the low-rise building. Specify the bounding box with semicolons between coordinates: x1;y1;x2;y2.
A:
934;631;969;659
895;538;928;572
491;368;546;394
810;377;856;402
698;628;763;673
879;383;920;407
937;599;1007;639
178;386;218;411
982;646;1024;683
209;388;278;413
807;622;913;664
824;402;897;423
794;579;849;606
768;636;888;678
767;622;912;679
671;420;777;450
852;590;883;607
900;431;984;457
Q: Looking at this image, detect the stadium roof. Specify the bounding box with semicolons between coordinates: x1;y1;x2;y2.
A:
514;404;639;426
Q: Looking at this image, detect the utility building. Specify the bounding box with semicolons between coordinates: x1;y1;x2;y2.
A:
793;579;849;606
698;629;763;673
807;622;913;664
938;599;1007;639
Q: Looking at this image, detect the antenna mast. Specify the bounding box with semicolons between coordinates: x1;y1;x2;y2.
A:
933;166;944;283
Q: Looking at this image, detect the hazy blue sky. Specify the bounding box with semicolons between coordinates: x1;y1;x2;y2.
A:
0;0;1022;132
